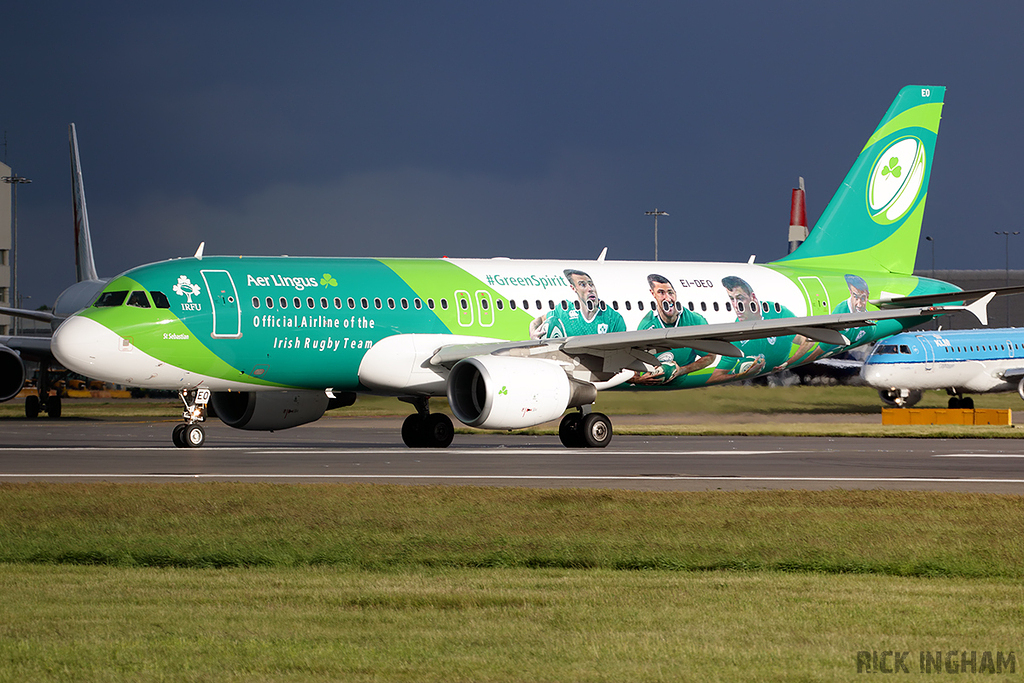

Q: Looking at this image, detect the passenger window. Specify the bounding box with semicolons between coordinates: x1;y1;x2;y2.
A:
624;301;631;311
94;291;128;307
127;291;151;308
293;297;302;309
266;297;274;309
150;291;171;309
252;297;260;309
561;301;569;311
388;298;395;310
374;298;382;310
612;301;619;311
713;301;720;312
774;302;781;313
638;301;644;311
347;297;355;309
320;297;329;309
414;299;422;310
428;299;435;310
535;300;542;310
361;298;369;309
306;297;315;309
573;300;580;311
334;297;342;309
700;301;707;312
401;298;409;310
280;297;289;309
441;299;449;310
509;299;516;310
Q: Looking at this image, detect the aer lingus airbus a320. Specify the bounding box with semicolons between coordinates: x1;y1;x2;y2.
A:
52;86;994;448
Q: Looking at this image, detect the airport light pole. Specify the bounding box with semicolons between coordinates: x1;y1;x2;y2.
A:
645;209;668;261
1;173;31;335
995;230;1020;326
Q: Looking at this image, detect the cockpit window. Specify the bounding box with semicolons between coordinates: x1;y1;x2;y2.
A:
875;344;899;355
150;291;171;309
899;345;912;354
127;291;151;308
94;291;128;307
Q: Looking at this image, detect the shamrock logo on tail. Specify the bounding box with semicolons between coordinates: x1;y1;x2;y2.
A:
880;156;902;180
320;273;338;287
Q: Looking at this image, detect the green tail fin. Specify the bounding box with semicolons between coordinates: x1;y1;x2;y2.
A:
773;85;944;274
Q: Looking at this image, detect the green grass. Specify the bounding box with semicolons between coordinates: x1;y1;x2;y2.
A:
2;565;1021;682
3;484;1022;577
2;484;1023;681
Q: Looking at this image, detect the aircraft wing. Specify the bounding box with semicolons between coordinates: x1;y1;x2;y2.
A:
872;285;1024;309
999;367;1024;381
0;335;54;363
430;305;963;376
0;306;57;324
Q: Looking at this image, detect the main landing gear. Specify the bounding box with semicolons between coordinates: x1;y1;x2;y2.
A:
25;364;64;419
400;396;455;448
172;388;210;448
947;393;975;409
558;407;613;448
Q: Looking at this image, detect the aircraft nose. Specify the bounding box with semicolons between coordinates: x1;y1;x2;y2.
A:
51;314;121;378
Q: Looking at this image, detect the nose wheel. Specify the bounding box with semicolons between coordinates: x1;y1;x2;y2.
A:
174;388;210;448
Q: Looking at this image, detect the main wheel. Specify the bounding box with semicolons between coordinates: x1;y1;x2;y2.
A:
46;395;62;418
184;424;206;448
580;412;612;448
558;413;584;448
402;414;425;448
948;396;961;409
961;396;975;409
25;395;40;419
423;414;454;448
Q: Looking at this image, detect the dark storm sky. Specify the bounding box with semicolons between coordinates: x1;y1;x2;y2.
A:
2;2;1022;306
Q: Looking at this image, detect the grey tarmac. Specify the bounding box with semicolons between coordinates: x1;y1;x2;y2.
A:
1;416;1023;492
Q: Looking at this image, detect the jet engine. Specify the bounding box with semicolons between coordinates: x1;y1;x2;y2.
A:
0;344;26;403
446;355;596;430
210;390;350;431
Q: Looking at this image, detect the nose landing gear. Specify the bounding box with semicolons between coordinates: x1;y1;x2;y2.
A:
173;388;210;448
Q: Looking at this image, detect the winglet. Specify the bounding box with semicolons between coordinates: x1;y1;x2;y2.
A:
965;291;995;327
194;242;205;260
69;124;99;283
597;247;607;262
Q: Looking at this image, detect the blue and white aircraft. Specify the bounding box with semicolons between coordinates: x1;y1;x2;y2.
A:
862;325;1024;408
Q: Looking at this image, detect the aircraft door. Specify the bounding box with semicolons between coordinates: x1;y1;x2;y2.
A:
454;290;474;327
797;276;830;316
916;335;935;371
202;270;242;339
476;290;495;327
1008;340;1015;359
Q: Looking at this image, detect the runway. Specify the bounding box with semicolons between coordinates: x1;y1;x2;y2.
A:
1;417;1023;492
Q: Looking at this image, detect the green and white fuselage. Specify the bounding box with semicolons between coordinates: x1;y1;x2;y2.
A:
59;255;956;394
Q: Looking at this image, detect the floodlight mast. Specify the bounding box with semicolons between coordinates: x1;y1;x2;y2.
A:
645;209;668;261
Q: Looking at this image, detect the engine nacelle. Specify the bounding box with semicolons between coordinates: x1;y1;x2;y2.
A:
447;355;596;430
0;344;26;403
210;390;329;431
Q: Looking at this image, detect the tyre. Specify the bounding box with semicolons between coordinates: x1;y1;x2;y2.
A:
402;414;425;448
558;413;584;448
172;424;187;448
25;395;39;419
184;424;206;448
423;413;454;448
581;412;612;448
